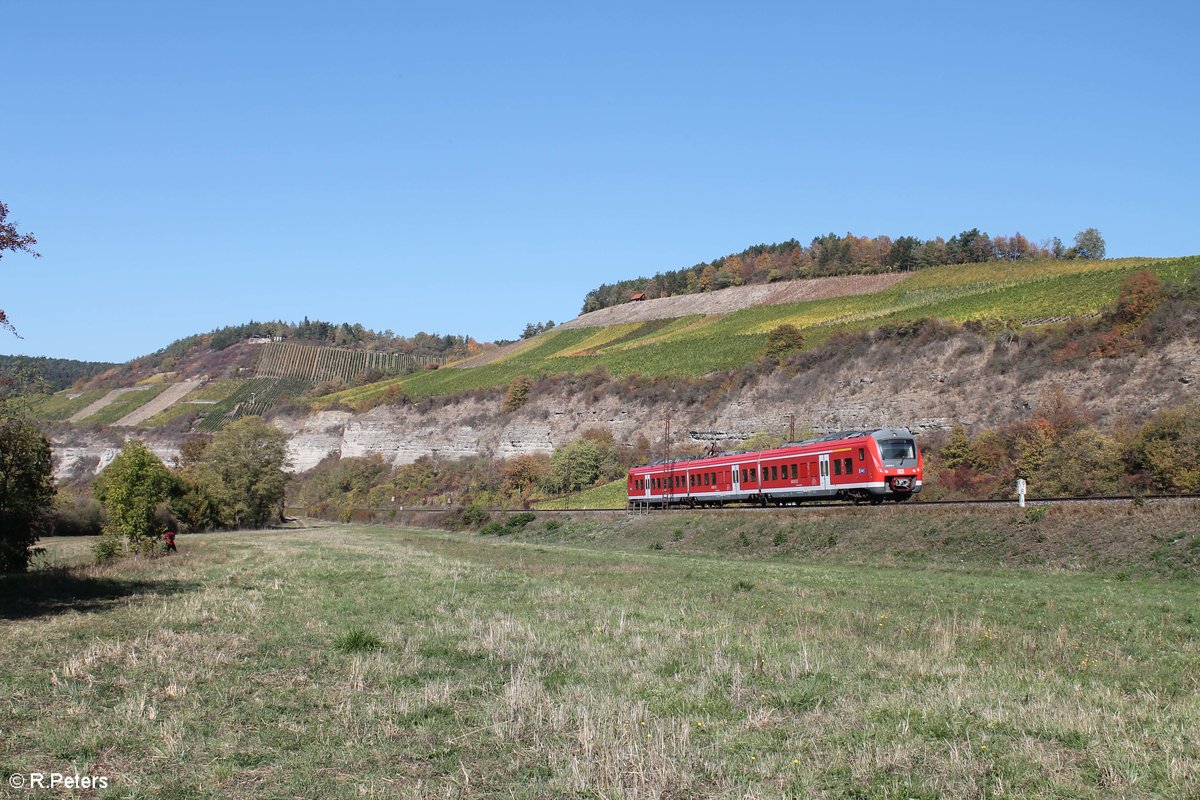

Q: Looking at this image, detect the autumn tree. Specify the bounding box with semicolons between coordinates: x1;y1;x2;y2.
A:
503;374;534;412
1039;429;1124;496
503;454;550;497
765;324;805;359
0;200;41;335
1126;405;1200;493
940;427;971;469
1113;270;1163;331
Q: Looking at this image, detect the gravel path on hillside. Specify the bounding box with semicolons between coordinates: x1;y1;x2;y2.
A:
557;274;907;330
112;379;205;427
67;387;141;423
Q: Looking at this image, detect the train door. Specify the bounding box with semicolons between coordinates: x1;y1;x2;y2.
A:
731;464;740;497
643;475;651;499
818;454;831;492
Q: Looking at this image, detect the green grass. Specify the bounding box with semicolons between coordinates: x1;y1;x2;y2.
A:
4;525;1196;798
534;478;629;509
24;388;109;421
317;256;1200;403
76;384;171;426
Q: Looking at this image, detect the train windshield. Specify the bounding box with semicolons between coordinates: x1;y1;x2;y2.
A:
879;438;916;464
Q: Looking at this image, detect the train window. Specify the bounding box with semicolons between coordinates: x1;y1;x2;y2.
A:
712;472;717;485
771;466;778;481
859;448;865;461
791;463;798;479
844;458;854;475
750;468;757;482
833;460;842;476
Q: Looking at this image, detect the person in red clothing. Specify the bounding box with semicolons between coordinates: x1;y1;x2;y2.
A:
163;529;177;553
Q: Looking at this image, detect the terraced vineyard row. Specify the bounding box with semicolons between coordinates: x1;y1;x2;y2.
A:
194;377;312;431
256;343;444;382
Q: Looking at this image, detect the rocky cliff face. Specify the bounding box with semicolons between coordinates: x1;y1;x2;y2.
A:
51;332;1199;478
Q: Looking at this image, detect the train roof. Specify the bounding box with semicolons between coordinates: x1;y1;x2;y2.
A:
630;427;915;471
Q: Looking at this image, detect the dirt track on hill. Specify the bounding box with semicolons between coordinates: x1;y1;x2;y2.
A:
558;273;906;330
451;274;908;368
112;379;204;427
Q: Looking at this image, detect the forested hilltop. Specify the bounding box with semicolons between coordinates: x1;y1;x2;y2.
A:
0;354;117;395
582;227;1106;313
157;318;475;360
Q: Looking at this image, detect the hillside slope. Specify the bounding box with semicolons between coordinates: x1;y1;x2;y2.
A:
50;317;1198;479
319;256;1195;408
37;254;1200;483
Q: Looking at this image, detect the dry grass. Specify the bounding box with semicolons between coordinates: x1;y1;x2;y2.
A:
1;527;1195;798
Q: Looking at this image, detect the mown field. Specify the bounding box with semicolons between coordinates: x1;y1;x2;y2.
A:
2;525;1195;798
319;255;1200;405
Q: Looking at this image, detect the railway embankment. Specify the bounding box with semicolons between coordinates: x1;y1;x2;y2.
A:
344;501;1200;578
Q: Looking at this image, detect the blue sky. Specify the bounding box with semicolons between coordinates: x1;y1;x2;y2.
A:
2;0;1198;362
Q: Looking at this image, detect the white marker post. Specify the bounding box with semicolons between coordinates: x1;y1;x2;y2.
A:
1016;478;1027;508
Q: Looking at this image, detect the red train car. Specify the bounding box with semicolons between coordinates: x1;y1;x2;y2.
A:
627;428;922;507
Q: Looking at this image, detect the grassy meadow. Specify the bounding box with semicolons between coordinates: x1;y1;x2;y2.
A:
2;525;1196;798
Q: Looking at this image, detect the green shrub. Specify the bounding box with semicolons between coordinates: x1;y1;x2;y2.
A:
506;512;536;531
333;627;383;653
92;533;124;562
48;496;105;537
480;521;508;536
461;504;490;528
772;530;788;547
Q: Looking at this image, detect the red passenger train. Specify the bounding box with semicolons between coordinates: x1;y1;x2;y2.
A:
627;428;923;507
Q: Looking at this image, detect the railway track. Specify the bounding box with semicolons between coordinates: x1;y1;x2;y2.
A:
546;494;1200;513
310;494;1200;517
